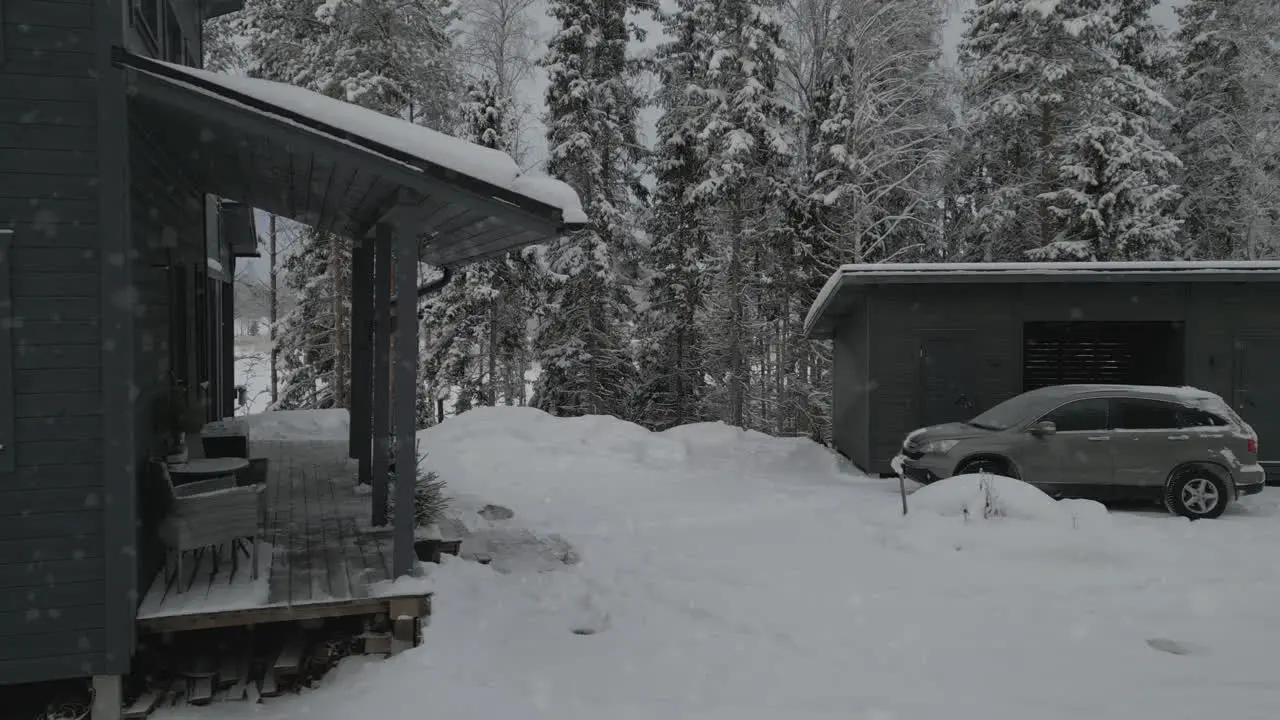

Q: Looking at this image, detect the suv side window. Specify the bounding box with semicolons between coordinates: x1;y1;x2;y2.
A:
1040;398;1109;432
1111;398;1182;430
1177;407;1230;429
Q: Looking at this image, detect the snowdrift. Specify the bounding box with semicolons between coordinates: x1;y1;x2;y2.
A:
246;409;350;442
910;473;1109;527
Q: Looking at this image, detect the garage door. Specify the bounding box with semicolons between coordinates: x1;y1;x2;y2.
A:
1022;321;1184;391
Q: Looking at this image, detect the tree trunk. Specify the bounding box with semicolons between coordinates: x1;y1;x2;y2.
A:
727;207;746;428
333;239;350;409
487;297;499;405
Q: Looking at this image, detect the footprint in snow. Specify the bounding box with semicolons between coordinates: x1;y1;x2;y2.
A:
1146;637;1206;656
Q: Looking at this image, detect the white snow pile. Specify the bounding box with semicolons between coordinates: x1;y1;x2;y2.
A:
161;406;1280;720
245;409;349;442
909;472;1110;527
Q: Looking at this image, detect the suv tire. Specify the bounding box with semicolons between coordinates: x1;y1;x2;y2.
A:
956;457;1016;479
1164;467;1230;520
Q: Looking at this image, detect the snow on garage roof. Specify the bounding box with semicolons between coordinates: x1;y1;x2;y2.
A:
804;260;1280;338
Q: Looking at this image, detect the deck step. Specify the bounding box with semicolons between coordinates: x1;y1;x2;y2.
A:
122;690;162;720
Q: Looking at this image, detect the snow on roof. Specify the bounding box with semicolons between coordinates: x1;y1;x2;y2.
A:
804;260;1280;338
150;59;588;226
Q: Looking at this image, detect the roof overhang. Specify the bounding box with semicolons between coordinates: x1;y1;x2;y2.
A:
202;0;245;21
115;50;588;266
804;261;1280;339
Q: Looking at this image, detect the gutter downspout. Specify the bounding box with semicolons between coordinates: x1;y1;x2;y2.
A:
387;267;454;329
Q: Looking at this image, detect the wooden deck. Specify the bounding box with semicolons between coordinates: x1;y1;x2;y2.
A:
137;440;427;634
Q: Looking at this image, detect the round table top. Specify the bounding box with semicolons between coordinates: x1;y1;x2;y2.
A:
169;457;250;477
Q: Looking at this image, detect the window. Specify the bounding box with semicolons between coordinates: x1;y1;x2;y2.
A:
133;0;160;53
1110;398;1182;430
1177;407;1230;429
164;3;183;63
1040;398;1109;432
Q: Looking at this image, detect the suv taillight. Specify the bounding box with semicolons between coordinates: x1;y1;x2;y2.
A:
1248;438;1258;454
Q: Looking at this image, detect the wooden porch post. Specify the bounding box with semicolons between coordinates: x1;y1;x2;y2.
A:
350;236;374;485
393;224;420;577
371;224;393;526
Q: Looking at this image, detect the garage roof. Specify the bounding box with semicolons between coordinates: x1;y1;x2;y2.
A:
805;261;1280;338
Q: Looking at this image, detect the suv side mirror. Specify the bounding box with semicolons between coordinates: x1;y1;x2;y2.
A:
1028;421;1057;436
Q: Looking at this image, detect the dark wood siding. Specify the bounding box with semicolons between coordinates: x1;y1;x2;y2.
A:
0;0;109;684
129;115;210;604
831;299;869;468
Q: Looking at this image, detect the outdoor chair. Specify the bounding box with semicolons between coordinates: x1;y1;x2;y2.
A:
154;460;267;593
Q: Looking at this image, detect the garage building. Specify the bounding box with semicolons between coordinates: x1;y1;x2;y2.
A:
803;261;1280;481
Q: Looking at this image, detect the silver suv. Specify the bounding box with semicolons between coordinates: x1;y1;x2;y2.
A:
893;384;1265;519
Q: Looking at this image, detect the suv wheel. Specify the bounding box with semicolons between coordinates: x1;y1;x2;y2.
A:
1164;468;1229;520
956;458;1016;479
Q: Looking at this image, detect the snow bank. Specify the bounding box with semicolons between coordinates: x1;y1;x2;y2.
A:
910;473;1109;526
247;409;349;441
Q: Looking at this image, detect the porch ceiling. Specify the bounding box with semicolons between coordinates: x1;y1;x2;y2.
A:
116;50;585;266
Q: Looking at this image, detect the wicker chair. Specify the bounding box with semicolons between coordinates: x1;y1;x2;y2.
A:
155;461;267;593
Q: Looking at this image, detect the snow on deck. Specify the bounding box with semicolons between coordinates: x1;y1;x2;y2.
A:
138;440;427;628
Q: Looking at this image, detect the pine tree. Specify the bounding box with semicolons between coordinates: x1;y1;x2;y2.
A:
633;0;716;430
276;227;346;409
1032;0;1183;261
531;0;647;419
958;0;1182;262
689;0;792;428
1173;0;1280;260
418;78;530;419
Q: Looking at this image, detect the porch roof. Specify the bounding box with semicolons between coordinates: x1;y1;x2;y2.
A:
115;49;587;266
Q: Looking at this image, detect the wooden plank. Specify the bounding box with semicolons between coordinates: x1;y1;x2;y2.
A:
11;272;101;297
134;595;422;635
0;535;103;564
0;579;101;613
14;368;100;393
0;629;103;660
5;0;94;28
0;147;95;173
3;24;92;52
0;229;11;474
0;486;105;514
12;297;101;321
0;603;102;636
13;343;100;370
5;463;105;490
0;98;94;126
122;690;161;720
0;556;104;588
14;391;102;417
15;438;103;466
0;122;95;151
12;319;102;346
0;510;102;543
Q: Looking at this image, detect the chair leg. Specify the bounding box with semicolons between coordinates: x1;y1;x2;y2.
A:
251;536;259;581
176;551;185;594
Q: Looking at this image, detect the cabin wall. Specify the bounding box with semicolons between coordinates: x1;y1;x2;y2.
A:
0;0;113;685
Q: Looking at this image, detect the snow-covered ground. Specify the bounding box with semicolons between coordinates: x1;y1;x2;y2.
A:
166;406;1280;720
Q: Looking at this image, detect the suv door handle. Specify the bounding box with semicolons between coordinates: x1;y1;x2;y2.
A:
1086;436;1110;441
1167;434;1190;441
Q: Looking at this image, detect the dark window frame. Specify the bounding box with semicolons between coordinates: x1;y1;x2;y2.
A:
1109;397;1183;431
163;1;184;63
1037;397;1111;433
132;0;161;56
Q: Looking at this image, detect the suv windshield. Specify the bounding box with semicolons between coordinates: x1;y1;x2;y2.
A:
967;392;1044;431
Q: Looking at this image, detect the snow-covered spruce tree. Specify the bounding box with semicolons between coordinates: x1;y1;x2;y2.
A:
633;0;716;430
958;0;1182;262
276;226;345;410
1172;0;1280;260
1031;0;1183;261
531;0;647;419
418;79;531;419
689;0;793;428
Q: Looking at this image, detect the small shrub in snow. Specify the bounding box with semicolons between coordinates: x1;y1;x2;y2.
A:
386;434;450;528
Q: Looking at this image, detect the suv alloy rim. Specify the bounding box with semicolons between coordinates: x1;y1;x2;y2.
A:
1181;477;1220;515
